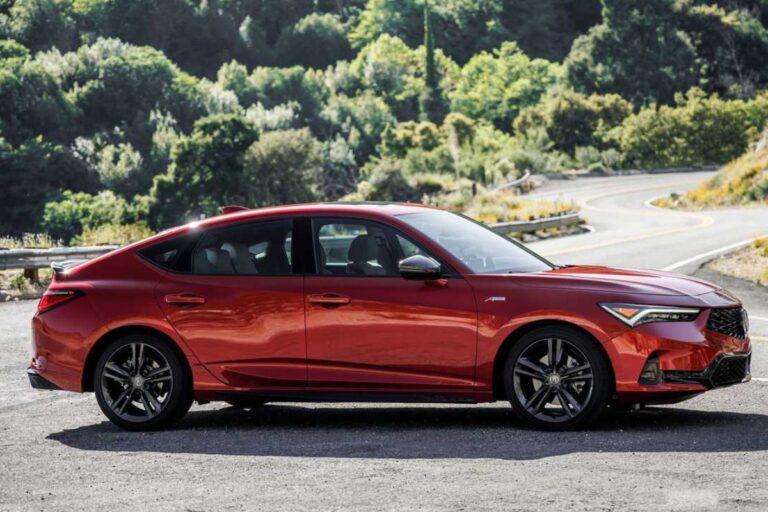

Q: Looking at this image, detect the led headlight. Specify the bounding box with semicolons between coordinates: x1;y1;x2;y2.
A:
600;303;700;327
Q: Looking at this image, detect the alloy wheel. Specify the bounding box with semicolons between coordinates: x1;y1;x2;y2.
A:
512;337;594;423
99;342;174;423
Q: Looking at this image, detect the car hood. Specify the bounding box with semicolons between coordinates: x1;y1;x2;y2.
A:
521;265;740;306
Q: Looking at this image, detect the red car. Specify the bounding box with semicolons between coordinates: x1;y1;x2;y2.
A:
28;203;751;430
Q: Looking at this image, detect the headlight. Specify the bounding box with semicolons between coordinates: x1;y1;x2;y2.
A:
600;303;700;327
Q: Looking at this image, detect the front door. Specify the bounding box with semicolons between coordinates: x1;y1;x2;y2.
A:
304;217;477;392
156;218;306;389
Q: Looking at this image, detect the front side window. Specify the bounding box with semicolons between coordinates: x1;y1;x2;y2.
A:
191;219;293;275
398;211;553;274
314;219;436;277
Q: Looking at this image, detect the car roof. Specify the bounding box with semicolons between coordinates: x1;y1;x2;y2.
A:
195;202;436;227
135;202;441;248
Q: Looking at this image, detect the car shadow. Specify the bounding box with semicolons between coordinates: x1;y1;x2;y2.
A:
47;404;768;460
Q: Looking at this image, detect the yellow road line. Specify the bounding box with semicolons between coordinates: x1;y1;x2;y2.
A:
540;181;715;257
751;335;768;342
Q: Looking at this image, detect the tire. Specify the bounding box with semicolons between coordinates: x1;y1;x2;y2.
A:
503;326;610;430
94;334;192;431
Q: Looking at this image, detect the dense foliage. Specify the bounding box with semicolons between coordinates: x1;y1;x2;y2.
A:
1;0;768;240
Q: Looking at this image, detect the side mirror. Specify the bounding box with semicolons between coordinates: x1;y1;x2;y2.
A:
398;255;442;280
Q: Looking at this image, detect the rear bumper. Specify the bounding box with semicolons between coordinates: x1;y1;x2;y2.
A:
27;368;62;391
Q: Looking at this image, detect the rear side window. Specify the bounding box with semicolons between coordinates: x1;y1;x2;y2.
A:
191;219;294;275
140;235;192;270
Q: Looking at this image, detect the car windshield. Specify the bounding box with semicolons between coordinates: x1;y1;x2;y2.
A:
398;211;554;274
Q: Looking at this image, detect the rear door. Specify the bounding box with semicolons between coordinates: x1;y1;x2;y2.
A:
304;217;478;392
155;218;306;389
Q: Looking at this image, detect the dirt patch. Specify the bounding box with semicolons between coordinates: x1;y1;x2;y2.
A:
705;243;768;287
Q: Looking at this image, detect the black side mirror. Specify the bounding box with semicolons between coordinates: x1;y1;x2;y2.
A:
398;255;442;280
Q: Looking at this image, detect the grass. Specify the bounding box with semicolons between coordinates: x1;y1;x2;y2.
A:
656;142;768;209
0;233;62;249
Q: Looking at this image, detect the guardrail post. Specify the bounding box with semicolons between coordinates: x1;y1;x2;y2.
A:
23;268;39;284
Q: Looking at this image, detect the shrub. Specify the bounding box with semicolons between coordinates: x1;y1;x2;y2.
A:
41;190;138;243
619;89;768;168
73;222;154;246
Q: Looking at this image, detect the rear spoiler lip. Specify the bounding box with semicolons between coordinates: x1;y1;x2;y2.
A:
51;259;89;273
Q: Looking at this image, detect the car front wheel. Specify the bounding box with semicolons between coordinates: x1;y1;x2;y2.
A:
503;326;610;430
94;335;192;431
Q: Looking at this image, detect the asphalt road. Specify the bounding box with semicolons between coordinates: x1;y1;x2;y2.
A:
2;171;768;511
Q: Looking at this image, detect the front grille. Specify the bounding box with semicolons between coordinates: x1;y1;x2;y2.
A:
707;307;747;339
709;354;750;387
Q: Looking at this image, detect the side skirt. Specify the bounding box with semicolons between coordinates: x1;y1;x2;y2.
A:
214;390;480;404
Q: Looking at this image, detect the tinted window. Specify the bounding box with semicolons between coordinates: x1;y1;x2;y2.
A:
314;219;437;277
191;220;294;275
140;234;192;270
398;211;553;274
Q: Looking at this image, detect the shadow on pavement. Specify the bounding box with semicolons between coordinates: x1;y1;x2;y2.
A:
47;404;768;460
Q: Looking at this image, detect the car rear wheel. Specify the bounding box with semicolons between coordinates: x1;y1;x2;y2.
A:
503;326;610;430
94;335;192;431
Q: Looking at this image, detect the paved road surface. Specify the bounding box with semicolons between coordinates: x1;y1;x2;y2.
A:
2;171;768;511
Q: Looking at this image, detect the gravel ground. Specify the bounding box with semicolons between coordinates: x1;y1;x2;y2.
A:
1;269;768;512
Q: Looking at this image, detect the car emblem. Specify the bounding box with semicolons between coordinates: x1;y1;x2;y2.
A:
485;296;506;302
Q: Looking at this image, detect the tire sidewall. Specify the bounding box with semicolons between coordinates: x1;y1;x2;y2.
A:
503;326;610;430
94;335;190;431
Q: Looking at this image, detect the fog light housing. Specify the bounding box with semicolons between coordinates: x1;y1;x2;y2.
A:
639;355;661;384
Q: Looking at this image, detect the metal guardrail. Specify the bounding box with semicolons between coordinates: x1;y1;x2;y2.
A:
492;170;531;191
0;212;582;277
490;212;582;234
0;246;118;271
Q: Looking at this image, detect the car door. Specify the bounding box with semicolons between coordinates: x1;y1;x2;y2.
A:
304;217;478;391
155;218;306;389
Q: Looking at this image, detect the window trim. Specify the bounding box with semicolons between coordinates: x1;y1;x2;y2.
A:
309;216;459;279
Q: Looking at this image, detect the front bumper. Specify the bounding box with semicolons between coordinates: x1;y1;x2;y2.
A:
662;352;751;389
27;368;63;391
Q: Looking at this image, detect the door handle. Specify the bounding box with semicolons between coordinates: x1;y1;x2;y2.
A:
308;293;351;306
164;293;206;305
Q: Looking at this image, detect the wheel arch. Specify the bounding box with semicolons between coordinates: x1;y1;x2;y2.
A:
81;325;193;392
491;319;616;400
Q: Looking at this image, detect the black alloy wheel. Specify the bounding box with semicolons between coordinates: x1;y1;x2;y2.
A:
94;335;192;430
504;326;610;429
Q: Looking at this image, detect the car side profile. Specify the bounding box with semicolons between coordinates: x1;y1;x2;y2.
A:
28;203;751;430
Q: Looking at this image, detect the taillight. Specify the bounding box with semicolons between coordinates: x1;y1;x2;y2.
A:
38;289;82;314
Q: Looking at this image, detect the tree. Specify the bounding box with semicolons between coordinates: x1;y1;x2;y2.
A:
564;0;701;106
149;114;258;228
243;128;320;206
275;13;354;69
0;137;95;236
514;90;632;155
450;42;559;131
418;0;447;122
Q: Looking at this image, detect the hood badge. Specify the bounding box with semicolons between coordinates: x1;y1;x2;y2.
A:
485;296;506;302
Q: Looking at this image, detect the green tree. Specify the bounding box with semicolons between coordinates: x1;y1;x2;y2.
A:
514;90;632;155
564;0;701;106
275;13;354;69
0;137;95;236
450;42;559;131
243;128;320;206
149;114;258;228
418;0;446;122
